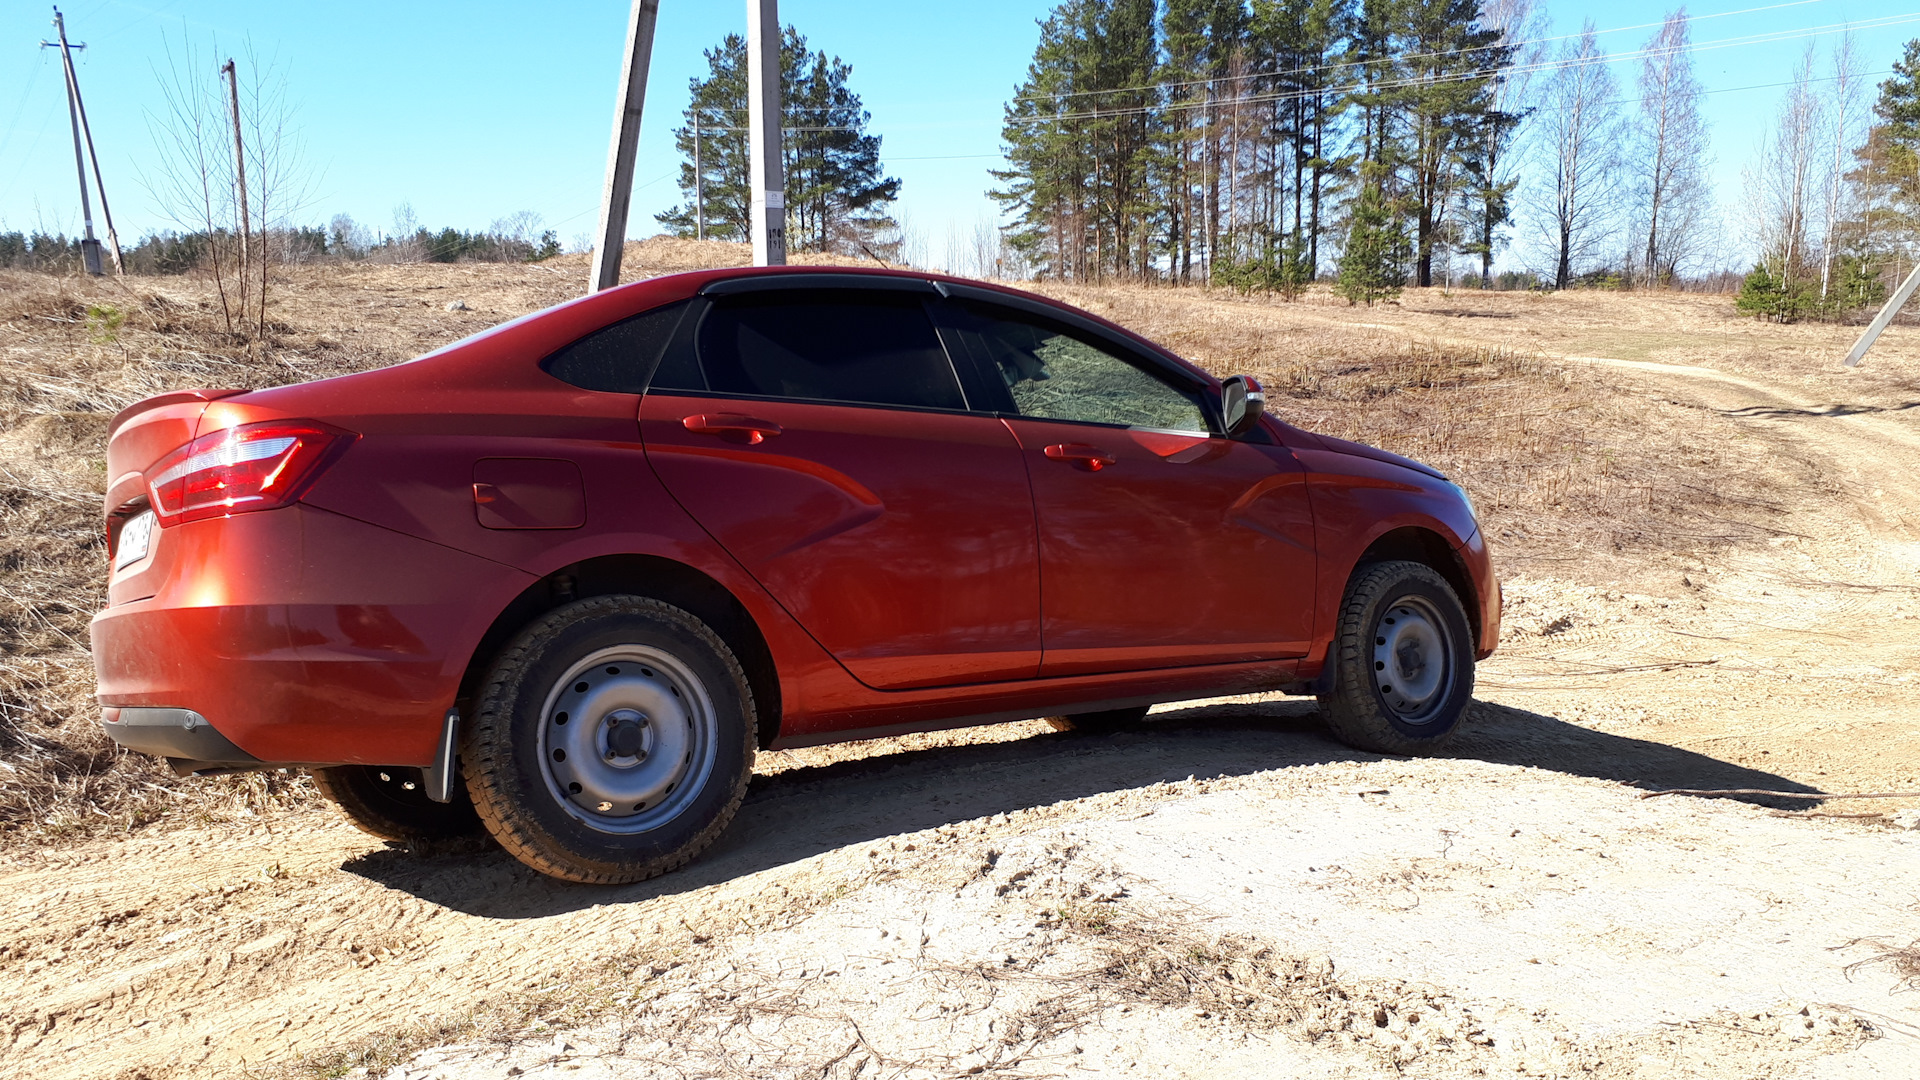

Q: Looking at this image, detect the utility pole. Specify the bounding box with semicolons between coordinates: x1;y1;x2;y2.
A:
42;7;121;276
221;60;250;311
1843;261;1920;367
694;112;705;241
589;0;661;293
747;0;785;266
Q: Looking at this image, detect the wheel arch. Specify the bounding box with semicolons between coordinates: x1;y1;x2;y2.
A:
1351;526;1481;645
455;554;783;748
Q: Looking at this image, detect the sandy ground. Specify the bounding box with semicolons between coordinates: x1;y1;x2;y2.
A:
3;295;1920;1078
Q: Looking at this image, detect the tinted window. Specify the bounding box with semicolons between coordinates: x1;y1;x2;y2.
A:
541;300;690;394
696;291;965;410
962;305;1210;432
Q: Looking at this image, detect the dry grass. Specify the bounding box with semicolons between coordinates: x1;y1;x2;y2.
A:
1844;938;1920;993
1037;282;1826;577
0;250;1827;848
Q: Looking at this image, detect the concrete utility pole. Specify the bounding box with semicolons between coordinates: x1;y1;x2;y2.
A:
747;0;786;266
43;7;121;276
222;60;249;307
589;0;661;294
694;112;705;241
1844;261;1920;368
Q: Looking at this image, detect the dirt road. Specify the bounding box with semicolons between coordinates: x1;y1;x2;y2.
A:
3;345;1918;1079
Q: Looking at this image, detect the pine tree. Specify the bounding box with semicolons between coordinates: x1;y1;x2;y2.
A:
657;28;899;256
1336;180;1410;303
1850;39;1920;254
994;0;1160;280
1391;0;1515;287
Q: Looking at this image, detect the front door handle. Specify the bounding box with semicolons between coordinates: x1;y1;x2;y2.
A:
683;413;784;445
1043;443;1117;472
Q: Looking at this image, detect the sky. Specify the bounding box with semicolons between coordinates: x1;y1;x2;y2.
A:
0;0;1914;274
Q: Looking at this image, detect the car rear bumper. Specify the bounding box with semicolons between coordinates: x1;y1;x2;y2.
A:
99;706;267;775
91;504;537;768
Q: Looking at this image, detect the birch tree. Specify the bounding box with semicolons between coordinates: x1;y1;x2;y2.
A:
1817;35;1865;300
1534;24;1622;288
1631;9;1712;287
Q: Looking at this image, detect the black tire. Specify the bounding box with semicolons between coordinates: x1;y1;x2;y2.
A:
1044;705;1151;734
1317;560;1475;755
463;595;755;885
312;765;482;842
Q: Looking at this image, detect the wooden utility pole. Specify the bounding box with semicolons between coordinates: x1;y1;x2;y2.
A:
1844;261;1920;367
222;60;250;310
43;7;121;275
694;112;705;241
747;0;785;266
589;0;661;293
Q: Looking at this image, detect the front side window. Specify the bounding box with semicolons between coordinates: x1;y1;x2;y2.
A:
695;291;966;410
963;306;1210;432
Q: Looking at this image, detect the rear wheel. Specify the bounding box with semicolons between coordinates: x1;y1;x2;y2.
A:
1044;705;1151;734
312;765;481;842
1318;561;1474;755
463;595;756;885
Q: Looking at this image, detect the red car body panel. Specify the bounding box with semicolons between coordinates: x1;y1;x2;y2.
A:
1001;416;1317;675
641;392;1043;689
90;265;1500;770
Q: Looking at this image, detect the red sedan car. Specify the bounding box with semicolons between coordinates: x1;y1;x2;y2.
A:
93;267;1499;884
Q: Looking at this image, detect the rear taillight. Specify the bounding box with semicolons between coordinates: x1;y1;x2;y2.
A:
147;420;355;526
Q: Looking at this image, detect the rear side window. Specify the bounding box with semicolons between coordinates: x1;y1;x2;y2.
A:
696;291;965;410
542;300;690;394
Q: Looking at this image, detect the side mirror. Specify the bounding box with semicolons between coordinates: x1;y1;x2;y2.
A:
1220;374;1267;438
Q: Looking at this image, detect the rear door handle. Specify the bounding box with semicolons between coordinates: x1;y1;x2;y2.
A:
683;413;783;445
1043;443;1117;471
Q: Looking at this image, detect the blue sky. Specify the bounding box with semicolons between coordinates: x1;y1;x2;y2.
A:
0;0;1913;272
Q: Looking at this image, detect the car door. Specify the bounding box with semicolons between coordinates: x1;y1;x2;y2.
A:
639;284;1041;690
937;295;1316;678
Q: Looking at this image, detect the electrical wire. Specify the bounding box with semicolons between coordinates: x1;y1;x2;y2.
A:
0;52;49;172
678;0;1863;119
1005;0;1836;107
1001;13;1919;127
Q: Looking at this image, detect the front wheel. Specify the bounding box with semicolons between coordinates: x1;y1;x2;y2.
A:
1318;561;1475;755
462;596;756;885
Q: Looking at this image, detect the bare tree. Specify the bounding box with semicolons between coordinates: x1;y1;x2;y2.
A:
140;33;239;332
1631;8;1713;287
1533;24;1623;288
139;35;312;341
234;44;315;337
1817;34;1866;300
1748;47;1824;285
1466;0;1547;285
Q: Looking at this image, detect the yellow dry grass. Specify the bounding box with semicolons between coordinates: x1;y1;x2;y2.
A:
0;245;1887;846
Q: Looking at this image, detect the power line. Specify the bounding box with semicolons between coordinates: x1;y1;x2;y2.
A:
899;64;1893;169
1002;13;1920;127
1006;0;1836;107
0;52;49;171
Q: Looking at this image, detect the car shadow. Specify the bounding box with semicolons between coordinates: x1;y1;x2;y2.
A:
1723;400;1920;421
340;697;1823;917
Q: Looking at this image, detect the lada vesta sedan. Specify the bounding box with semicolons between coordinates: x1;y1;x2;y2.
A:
93;267;1499;883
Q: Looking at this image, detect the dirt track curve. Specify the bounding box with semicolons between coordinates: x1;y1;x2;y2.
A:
3;352;1920;1080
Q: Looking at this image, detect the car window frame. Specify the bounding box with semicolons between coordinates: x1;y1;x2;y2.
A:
651;286;977;415
930;294;1222;436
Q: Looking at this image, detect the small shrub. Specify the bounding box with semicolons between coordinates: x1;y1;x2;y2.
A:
84;304;125;344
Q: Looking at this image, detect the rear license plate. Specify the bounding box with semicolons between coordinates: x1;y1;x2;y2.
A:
114;510;155;572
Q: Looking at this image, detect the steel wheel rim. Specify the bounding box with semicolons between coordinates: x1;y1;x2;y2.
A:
536;645;719;835
1371;595;1454;725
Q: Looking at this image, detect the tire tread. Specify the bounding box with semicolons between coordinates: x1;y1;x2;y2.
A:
461;595;756;885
